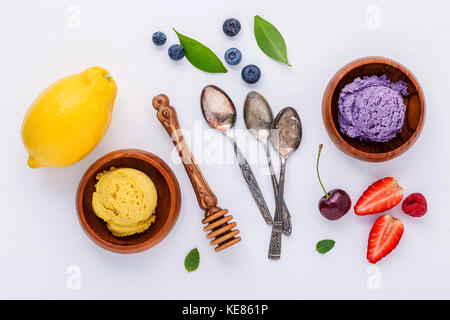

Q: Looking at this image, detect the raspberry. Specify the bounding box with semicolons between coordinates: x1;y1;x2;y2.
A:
402;193;427;217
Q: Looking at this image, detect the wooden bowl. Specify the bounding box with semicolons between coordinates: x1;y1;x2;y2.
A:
322;56;425;162
76;149;181;253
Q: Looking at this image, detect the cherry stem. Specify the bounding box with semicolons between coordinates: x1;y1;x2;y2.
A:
317;144;330;199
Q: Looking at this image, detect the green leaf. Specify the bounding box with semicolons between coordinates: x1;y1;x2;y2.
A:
184;248;200;272
254;15;291;66
173;28;227;73
316;240;335;254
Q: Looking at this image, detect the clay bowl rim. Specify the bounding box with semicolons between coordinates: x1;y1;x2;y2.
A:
322;56;426;162
76;148;181;254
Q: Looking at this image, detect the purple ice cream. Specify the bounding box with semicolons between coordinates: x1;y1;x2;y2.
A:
338;74;408;143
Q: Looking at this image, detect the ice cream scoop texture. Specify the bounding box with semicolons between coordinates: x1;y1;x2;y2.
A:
338;74;408;143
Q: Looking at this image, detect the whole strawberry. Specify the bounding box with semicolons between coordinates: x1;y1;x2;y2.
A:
402;193;427;217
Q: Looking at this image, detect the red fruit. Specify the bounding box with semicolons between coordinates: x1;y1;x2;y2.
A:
316;145;351;221
367;215;404;264
355;177;404;215
402;193;427;217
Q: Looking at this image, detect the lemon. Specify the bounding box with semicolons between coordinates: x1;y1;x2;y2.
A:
21;67;117;168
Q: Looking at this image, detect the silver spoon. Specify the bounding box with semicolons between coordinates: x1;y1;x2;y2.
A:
200;85;273;225
244;91;292;236
268;107;302;260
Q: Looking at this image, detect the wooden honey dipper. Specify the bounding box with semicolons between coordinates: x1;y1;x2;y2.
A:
152;94;241;252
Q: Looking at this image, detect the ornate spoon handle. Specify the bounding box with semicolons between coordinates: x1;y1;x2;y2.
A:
228;134;273;225
268;157;286;260
264;141;292;235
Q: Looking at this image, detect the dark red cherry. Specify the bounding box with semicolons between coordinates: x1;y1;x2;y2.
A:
316;144;351;221
319;189;351;220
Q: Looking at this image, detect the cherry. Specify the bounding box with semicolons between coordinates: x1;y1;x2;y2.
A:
319;189;352;221
316;144;351;221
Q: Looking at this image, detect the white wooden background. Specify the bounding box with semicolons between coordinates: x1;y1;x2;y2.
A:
1;0;449;299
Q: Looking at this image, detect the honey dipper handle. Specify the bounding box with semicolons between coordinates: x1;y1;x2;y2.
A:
152;94;218;210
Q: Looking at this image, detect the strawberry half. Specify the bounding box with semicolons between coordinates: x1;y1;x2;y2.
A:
354;177;404;215
367;214;404;264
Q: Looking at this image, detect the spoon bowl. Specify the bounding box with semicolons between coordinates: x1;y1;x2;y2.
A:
244;91;274;142
201;85;236;132
271;107;302;159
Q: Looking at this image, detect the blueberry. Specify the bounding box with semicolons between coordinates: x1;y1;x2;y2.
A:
152;31;166;46
168;44;185;61
241;65;261;84
224;48;242;65
222;18;241;36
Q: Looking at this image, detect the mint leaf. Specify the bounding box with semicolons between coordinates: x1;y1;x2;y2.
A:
184;248;200;272
173;28;227;73
254;15;291;66
316;240;335;254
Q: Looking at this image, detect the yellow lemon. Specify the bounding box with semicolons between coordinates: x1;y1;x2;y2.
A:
21;67;117;168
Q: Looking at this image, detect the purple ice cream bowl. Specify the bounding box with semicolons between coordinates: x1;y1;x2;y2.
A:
322;56;425;162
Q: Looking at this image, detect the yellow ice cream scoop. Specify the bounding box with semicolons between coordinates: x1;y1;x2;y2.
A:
92;167;157;237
